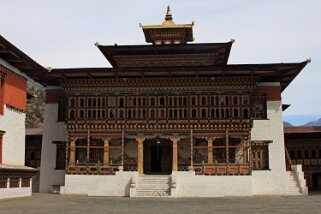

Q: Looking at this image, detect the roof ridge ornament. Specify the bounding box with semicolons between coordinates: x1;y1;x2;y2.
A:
165;5;173;21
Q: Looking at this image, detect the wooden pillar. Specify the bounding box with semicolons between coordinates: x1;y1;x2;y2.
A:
136;136;145;175
206;137;214;164
170;136;180;172
226;130;229;165
103;138;110;165
243;136;248;163
69;138;76;164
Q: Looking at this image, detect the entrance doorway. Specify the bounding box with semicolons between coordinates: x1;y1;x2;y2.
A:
312;173;321;190
143;138;172;174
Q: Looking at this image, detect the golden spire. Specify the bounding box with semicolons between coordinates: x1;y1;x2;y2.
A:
165;5;173;21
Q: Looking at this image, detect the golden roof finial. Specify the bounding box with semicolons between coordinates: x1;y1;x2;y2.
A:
165;5;173;21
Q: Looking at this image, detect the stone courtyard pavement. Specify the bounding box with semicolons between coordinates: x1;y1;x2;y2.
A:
1;193;321;214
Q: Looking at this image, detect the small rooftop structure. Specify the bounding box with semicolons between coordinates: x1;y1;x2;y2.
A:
140;6;194;45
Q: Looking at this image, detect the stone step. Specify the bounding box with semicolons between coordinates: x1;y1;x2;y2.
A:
137;184;171;189
135;191;170;197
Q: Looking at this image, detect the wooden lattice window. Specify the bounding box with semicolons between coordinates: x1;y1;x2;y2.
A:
10;179;19;188
251;141;270;170
0;179;6;188
22;179;30;187
252;94;267;119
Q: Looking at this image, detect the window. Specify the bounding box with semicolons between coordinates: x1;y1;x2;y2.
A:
70;98;75;107
89;138;103;163
57;97;66;121
150;97;156;106
183;97;188;106
191;97;196;106
54;141;66;170
233;96;238;105
297;150;302;159
150;109;156;119
119;98;124;107
243;108;249;118
243;96;249;105
160;97;165;106
69;110;75;119
79;110;85;119
119;110;124;119
290;150;295;159
251;141;269;170
128;110;132;119
127;97;133;107
304;150;309;159
201;109;207;118
109;110;115;119
80;98;85;107
225;96;229;105
75;139;87;163
311;150;316;159
252;94;267;119
201;97;207;106
191;109;197;118
233;109;239;118
160;109;166;118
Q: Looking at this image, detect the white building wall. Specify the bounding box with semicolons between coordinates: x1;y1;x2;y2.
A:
251;100;287;195
63;172;138;196
39;103;67;193
0;106;26;166
0;178;32;200
173;171;252;197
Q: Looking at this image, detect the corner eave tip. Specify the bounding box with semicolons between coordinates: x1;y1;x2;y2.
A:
306;57;312;63
230;38;235;43
94;42;100;47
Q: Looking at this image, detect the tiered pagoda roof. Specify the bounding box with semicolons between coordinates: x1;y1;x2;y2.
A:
33;6;308;91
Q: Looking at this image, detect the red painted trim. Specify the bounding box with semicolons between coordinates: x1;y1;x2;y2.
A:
255;86;281;101
45;89;65;103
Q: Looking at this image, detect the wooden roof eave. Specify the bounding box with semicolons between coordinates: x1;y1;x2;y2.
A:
0;35;47;82
38;61;308;89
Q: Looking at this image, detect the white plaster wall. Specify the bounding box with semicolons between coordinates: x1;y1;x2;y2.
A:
251;100;287;195
39;103;67;192
0;178;32;200
0;187;32;200
64;171;138;196
173;171;252;197
0;106;26;165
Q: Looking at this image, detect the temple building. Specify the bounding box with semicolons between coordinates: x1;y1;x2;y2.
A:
0;35;44;199
39;7;309;197
284;126;321;191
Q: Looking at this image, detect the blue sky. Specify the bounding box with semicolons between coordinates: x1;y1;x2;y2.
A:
0;0;320;125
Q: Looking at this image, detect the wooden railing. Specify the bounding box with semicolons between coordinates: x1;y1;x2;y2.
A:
194;163;251;175
67;163;119;175
285;148;292;171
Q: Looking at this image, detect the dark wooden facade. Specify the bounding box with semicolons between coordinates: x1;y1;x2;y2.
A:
37;7;308;176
